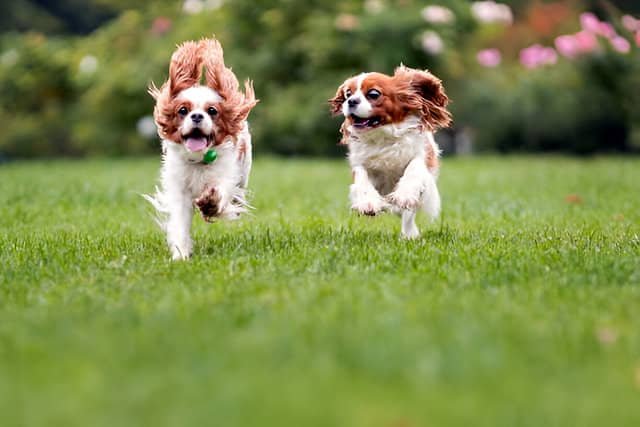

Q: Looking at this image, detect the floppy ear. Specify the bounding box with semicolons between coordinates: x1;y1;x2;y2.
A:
200;37;258;144
167;41;203;96
148;41;202;142
394;65;451;130
329;84;346;116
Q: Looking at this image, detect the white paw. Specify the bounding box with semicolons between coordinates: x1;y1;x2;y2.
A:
171;244;192;261
351;195;387;216
401;227;420;240
387;188;422;210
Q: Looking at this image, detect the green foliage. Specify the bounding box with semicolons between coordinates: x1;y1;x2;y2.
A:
457;50;640;153
0;0;639;157
1;157;640;425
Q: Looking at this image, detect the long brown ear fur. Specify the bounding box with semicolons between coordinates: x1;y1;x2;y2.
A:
201;38;258;144
148;41;203;140
329;84;346;115
394;65;451;131
168;41;203;96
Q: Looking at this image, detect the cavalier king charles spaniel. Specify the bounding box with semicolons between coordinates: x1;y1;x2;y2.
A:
330;66;451;239
145;38;257;260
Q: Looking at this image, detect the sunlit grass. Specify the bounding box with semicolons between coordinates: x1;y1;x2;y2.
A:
1;156;639;427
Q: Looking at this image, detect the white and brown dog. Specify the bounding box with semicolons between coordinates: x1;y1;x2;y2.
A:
330;66;451;239
145;38;257;260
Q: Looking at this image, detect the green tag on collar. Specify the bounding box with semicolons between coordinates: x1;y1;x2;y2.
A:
203;149;217;164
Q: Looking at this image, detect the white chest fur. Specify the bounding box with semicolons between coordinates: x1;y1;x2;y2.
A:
346;117;430;194
162;139;240;198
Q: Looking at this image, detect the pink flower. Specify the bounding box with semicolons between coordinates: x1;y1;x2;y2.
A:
621;15;640;32
476;48;501;67
636;32;640;48
574;31;598;53
555;35;579;58
610;36;631;53
598;22;616;39
151;16;172;36
520;44;557;69
555;31;599;58
580;12;601;33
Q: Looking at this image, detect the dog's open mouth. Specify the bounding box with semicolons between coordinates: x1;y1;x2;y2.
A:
350;114;382;129
182;128;213;152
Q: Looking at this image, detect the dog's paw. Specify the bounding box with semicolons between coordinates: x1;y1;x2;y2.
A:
171;245;192;261
351;196;386;216
195;187;222;222
387;189;421;210
401;228;421;240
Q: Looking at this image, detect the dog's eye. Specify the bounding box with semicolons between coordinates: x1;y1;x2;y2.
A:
207;106;218;116
367;89;381;100
345;89;352;98
178;106;189;116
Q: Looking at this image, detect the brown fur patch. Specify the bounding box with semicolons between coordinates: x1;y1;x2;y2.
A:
425;140;440;172
200;38;258;146
337;121;351;145
237;138;248;160
393;65;451;130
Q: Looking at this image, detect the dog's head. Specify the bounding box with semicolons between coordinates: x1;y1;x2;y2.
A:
329;65;451;137
150;38;258;153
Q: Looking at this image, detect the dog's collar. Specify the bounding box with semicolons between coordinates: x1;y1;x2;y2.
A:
188;148;218;164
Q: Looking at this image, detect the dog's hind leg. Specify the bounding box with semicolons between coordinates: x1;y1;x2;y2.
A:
401;209;420;239
422;172;441;221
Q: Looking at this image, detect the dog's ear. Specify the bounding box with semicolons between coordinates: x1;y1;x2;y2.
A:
394;65;451;130
200;37;258;143
168;41;203;96
329;84;347;116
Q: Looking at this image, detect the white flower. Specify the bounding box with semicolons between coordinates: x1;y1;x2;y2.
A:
471;1;513;25
420;31;444;54
78;55;98;74
183;0;203;15
421;6;455;24
0;49;19;67
204;0;224;10
137;116;157;139
364;0;384;14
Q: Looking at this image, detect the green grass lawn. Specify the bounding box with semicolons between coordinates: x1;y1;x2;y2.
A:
1;156;639;427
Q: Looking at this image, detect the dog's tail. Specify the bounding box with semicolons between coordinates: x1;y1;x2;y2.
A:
141;187;169;231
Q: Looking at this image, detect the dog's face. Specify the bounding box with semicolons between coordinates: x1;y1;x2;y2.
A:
329;66;451;134
150;39;257;153
173;86;221;152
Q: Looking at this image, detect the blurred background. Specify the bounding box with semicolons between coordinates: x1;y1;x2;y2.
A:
0;0;638;159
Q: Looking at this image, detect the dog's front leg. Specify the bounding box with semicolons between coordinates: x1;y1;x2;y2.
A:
387;157;429;211
350;165;387;216
166;191;194;260
195;178;238;221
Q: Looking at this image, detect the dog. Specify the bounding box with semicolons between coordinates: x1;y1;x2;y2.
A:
329;65;451;239
145;38;258;260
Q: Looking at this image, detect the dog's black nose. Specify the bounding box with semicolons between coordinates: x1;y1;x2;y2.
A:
347;97;360;108
190;113;204;123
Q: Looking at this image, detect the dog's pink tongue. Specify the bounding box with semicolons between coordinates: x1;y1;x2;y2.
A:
185;137;208;152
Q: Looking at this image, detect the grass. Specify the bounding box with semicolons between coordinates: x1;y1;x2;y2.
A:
1;156;639;427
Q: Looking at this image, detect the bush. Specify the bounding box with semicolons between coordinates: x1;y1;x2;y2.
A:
0;0;638;158
457;50;639;154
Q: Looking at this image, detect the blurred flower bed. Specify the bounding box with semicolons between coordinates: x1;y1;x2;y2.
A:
0;0;638;158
